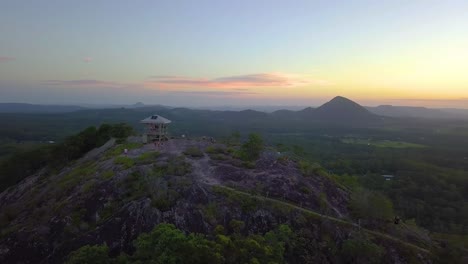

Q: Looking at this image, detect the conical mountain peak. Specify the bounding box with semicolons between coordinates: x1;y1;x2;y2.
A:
312;96;377;122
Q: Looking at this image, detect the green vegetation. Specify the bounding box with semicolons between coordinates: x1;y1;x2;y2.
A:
164;156;192;176
350;188;394;222
57;162;97;191
298;160;322;176
213;186;258;212
66;244;110;264
206;145;226;154
120;172;148;201
101;170;115;180
239;133;264;161
1;106;467;260
113;156;134;169
341;138;426;148
117;156;192;209
206;145;228;160
0;123;133;192
67;223;293;264
341;234;384;264
183;146;204;157
82;179;97;193
135;151;159;164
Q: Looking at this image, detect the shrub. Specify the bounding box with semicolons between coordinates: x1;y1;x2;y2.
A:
229;219;245;233
299;186;311;194
166;157;192;176
184;147;204;158
151;197;172;211
298;160;322;176
239;133;264;161
242;161;256;169
210;153;227;160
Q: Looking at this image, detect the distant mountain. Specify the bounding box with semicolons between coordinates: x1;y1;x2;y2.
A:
0;103;85;113
368;105;468;120
129;102;145;108
271;109;302;119
310;96;379;122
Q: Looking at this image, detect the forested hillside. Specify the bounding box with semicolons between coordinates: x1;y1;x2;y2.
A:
0;97;467;261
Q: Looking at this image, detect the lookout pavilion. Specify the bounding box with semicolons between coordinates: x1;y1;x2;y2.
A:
141;114;171;143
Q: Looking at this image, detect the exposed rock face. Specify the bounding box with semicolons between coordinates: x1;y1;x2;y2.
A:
0;139;428;263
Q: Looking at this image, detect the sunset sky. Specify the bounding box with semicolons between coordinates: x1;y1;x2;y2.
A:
1;0;467;108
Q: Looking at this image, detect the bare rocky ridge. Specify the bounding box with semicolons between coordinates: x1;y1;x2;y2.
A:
0;139;430;263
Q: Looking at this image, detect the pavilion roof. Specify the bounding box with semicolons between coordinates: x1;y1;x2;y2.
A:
140;114;172;124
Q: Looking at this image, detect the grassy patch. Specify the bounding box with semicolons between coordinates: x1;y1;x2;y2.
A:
183;147;204;158
71;207;87;228
57;163;97;190
82;179;97;193
135;151;160;164
101;170;115;180
205;146;226;154
114;156;134;169
165;156;192;176
98;201;121;223
202;202;219;224
120;172;148;200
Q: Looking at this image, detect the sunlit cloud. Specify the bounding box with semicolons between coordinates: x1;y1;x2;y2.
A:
0;56;15;63
42;79;128;88
145;73;329;89
167;90;258;96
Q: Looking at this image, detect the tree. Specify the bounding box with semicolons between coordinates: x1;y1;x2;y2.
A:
132;223;222;264
240;133;264;161
350;188;394;221
66;244;110;264
340;236;384;264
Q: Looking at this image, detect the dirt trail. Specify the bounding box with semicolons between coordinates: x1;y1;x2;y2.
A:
188;155;220;185
218;186;431;255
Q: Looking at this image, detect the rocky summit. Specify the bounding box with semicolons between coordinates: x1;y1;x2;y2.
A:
0;138;431;263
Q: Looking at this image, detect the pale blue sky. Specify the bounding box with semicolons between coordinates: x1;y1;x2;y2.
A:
1;0;467;107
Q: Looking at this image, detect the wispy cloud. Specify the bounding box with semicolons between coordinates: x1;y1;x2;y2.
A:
83;57;93;63
0;56;15;63
167;90;258;96
145;73;329;89
42;79;128;88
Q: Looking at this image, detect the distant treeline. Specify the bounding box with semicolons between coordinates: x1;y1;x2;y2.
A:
0;123;133;192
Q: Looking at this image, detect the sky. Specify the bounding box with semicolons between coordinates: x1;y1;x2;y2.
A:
1;0;468;108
